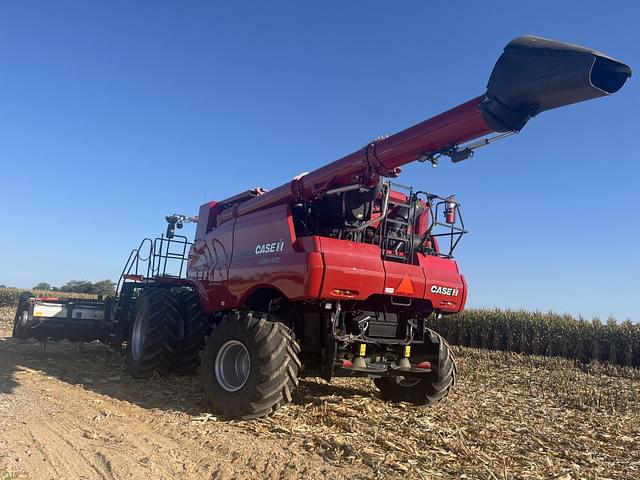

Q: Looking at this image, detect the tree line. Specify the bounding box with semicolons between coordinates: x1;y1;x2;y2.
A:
31;280;115;296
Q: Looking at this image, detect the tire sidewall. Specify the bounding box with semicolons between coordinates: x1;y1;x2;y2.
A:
200;318;263;405
12;292;33;339
125;293;152;374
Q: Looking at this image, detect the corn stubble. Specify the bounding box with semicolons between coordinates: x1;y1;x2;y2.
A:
0;307;638;478
245;347;639;479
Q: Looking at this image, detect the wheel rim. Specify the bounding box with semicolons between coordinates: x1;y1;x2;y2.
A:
395;376;421;388
215;340;251;392
131;309;147;361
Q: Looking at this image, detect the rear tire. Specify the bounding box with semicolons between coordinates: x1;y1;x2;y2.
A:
174;290;212;374
198;311;301;420
125;288;182;378
375;330;456;406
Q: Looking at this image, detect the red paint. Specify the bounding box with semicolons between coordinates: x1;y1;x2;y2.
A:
188;96;488;315
189;202;466;314
123;274;143;281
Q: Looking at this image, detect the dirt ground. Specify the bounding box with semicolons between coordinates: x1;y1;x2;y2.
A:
0;307;639;480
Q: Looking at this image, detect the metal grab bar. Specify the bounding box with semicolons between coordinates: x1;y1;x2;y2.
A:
116;238;154;295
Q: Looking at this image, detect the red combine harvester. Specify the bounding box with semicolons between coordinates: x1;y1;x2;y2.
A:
13;36;631;419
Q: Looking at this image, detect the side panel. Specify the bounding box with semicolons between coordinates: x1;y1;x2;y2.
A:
17;299;111;342
318;238;385;300
418;254;466;313
382;260;427;299
33;302;105;320
188;218;235;312
227;204;309;308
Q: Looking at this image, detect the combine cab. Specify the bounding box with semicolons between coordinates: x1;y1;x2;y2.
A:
13;36;631;419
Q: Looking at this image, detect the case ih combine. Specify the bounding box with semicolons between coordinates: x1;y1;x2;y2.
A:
13;36;630;419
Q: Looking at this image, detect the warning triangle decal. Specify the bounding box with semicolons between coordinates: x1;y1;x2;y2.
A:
395;274;415;295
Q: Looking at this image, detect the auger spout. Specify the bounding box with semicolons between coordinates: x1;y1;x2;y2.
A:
479;35;632;132
216;35;630;224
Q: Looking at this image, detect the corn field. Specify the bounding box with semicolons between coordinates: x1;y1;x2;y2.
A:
0;287;98;307
428;309;640;367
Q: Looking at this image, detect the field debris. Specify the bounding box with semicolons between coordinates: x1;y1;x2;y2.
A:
1;306;639;479
243;349;639;479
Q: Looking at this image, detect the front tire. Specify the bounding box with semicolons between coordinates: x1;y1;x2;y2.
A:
125;288;182;378
199;311;301;420
375;330;456;406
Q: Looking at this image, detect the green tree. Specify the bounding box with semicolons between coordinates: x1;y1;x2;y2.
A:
33;282;52;290
59;280;95;293
93;280;115;296
58;279;115;295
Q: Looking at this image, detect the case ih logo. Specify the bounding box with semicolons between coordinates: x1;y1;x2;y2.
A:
255;240;285;255
431;285;460;296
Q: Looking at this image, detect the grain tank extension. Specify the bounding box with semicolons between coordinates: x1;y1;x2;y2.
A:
13;36;630;419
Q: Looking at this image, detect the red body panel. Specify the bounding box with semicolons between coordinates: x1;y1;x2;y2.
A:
188;218;234;311
227;205;308;305
317;238;385;300
383;260;427;299
418;254;467;311
188;205;466;315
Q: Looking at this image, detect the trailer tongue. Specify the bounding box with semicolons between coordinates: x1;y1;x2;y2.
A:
13;36;630;420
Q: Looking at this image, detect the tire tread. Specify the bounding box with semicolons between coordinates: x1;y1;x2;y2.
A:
198;310;300;420
126;288;182;378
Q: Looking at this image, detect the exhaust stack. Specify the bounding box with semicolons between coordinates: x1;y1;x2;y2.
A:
480;35;632;132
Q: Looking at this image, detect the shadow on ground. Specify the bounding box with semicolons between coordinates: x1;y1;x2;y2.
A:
0;336;373;417
0;338;20;395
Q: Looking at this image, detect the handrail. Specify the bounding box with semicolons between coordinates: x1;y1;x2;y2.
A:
116;235;193;296
116;238;154;295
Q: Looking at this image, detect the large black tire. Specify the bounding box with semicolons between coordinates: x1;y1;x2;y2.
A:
174;290;212;374
12;292;34;339
125;288;182;378
375;330;456;406
198;311;301;420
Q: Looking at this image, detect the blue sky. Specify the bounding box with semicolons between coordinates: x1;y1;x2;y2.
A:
0;1;637;321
